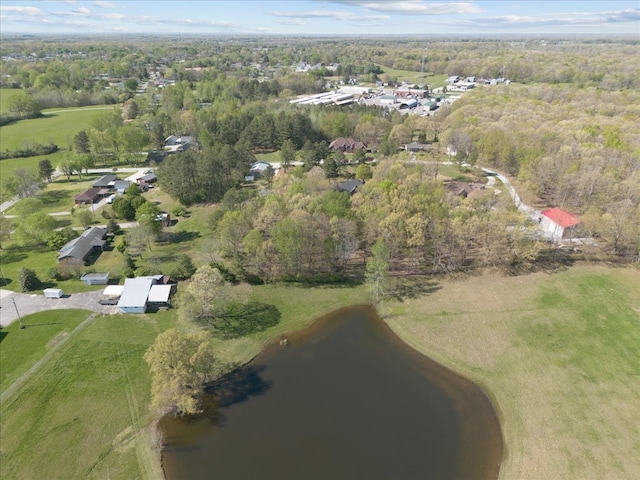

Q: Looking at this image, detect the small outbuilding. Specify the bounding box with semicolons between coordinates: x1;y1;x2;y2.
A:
540;207;582;242
44;288;63;298
80;272;110;285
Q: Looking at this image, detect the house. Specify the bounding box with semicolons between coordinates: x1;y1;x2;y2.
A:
329;138;368;152
80;272;110;285
146;150;168;164
334;179;364;195
137;172;157;186
404;142;428;152
249;161;272;178
540;207;582;242
74;187;103;205
113;180;132;194
164;135;194;154
58;227;108;267
92;174;118;189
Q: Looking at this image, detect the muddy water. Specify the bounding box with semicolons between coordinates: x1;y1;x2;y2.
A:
161;306;502;480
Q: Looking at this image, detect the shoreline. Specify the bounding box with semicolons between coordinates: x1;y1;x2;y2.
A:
160;304;503;480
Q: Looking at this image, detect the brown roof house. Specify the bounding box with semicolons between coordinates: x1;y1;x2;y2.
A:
57;227;108;275
329;137;368;152
74;187;105;205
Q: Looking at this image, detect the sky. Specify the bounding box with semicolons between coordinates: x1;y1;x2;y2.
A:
0;1;639;36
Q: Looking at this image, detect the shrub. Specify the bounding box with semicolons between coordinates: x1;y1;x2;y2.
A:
18;267;40;292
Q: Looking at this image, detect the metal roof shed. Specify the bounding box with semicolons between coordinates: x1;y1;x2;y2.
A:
117;277;153;314
148;284;173;305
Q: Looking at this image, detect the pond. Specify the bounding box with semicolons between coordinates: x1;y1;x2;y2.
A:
161;306;502;480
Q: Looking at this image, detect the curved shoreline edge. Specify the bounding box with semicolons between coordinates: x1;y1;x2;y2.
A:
160;304;504;480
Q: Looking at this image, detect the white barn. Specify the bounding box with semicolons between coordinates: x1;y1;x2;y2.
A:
117;277;154;314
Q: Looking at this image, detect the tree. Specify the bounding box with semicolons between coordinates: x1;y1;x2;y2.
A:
112;195;136;221
323;155;340;179
18;267;40;292
76;208;94;229
14;212;57;246
4;168;41;199
7;92;41;118
144;328;220;415
73;130;91;154
365;236;390;302
172;253;196;280
38;159;54;183
280;139;296;172
178;265;242;327
352;148;367;165
355;163;373;181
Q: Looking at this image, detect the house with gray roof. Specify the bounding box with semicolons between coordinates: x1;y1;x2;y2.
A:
58;227;108;268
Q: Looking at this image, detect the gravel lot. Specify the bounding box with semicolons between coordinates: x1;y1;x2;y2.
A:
0;289;117;327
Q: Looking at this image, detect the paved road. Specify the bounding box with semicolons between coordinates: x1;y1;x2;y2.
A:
0;288;117;327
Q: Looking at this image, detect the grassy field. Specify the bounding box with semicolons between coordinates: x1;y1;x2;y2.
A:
383;264;640;480
0;310;87;391
0;105;115;152
374;66;447;88
0;282;368;480
0;88;21;112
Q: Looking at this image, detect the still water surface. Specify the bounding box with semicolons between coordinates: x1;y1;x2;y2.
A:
162;306;502;480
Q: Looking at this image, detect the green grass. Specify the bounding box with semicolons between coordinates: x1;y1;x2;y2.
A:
373;66;447;88
0;311;175;480
0;105;116;152
384;264;640;480
0;310;87;390
0;88;21;112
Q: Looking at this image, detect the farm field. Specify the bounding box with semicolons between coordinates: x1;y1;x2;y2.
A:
384;264;640;480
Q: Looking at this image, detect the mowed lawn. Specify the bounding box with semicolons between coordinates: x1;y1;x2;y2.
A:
0;105;116;152
384;264;640;480
0;283;368;480
0;311;175;480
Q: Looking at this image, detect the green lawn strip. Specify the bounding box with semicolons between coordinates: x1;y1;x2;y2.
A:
0;310;87;391
0;105;116;152
383;265;640;479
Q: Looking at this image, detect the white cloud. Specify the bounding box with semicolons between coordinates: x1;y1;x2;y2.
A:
94;1;116;8
328;1;483;15
0;6;43;16
270;9;388;22
275;19;306;26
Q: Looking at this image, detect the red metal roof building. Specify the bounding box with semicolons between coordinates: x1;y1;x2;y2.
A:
540;207;582;242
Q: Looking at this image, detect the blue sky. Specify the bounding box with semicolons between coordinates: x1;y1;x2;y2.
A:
1;1;638;35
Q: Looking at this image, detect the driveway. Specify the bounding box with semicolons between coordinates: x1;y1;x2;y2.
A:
0;289;117;327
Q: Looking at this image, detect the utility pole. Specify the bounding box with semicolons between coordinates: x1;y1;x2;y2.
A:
11;297;25;329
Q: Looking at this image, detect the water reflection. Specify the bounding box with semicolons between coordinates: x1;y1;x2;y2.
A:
162;306;502;480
